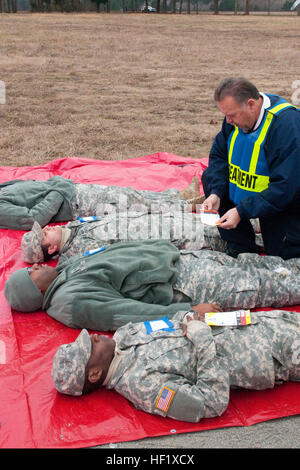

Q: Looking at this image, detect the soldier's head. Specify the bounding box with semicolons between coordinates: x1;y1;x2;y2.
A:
52;329;116;396
21;222;62;264
4;264;58;312
214;77;262;132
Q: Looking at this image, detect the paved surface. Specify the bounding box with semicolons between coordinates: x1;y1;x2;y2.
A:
96;414;300;449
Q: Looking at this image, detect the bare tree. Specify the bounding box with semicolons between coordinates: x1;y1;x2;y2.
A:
245;0;250;14
214;0;219;14
6;0;17;12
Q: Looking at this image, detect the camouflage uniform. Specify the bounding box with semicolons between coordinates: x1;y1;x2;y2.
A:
59;212;226;262
103;310;300;422
72;183;189;218
172;250;300;310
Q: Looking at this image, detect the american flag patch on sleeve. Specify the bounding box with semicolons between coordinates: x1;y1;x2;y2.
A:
155;386;175;412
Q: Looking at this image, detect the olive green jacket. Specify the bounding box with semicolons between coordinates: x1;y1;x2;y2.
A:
0;176;75;230
43;240;191;331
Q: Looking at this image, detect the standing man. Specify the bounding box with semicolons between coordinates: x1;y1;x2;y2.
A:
202;77;300;259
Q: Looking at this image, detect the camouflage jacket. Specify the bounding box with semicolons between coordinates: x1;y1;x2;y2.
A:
59;212;225;262
106;310;300;422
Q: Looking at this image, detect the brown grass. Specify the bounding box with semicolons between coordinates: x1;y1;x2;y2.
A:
0;11;299;166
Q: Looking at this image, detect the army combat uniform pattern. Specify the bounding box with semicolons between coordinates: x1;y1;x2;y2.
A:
173;250;300;310
105;310;300;422
72;183;189;219
59;211;226;262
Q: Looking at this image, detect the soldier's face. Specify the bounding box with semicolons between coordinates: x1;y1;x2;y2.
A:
42;225;62;249
28;264;58;293
87;333;116;371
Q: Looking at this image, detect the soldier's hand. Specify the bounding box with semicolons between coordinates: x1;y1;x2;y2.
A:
191;303;221;315
182;312;197;336
182;308;218;336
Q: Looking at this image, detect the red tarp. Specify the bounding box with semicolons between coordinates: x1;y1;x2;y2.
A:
0;152;299;448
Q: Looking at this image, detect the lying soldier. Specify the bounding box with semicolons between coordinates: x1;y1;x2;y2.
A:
5;240;300;332
21;212;226;264
51;309;300;422
0;175;202;230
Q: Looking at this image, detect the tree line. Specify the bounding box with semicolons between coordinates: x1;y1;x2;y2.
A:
0;0;296;13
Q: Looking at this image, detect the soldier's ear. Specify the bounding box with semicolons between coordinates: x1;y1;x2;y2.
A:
48;244;58;255
87;366;103;384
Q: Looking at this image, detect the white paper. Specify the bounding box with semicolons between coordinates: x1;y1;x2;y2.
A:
200;211;220;226
148;319;169;332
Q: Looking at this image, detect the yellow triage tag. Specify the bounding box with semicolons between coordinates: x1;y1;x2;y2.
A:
205;310;251;326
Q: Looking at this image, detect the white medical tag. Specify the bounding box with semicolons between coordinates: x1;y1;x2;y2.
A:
199;210;220;226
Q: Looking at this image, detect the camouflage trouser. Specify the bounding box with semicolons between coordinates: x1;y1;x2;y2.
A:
72;183;188;218
173;250;300;310
259;311;300;382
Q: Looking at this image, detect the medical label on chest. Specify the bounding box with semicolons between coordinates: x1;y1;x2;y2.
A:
76;216;100;223
83;246;106;256
144;316;174;334
205;310;251;326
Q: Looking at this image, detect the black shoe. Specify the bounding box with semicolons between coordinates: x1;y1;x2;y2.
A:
225;247;241;258
225;245;260;258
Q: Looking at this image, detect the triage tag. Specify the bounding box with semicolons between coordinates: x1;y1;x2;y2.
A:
144;316;174;334
199;210;220;226
76;216;100;223
205;310;251;326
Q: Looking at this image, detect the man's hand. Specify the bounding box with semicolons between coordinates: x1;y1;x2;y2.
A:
217;208;241;229
201;194;220;212
191;302;222;316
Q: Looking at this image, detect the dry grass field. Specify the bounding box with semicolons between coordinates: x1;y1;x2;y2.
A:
0;11;299;167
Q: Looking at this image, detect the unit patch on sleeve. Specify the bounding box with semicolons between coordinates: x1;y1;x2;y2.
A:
155;386;176;412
